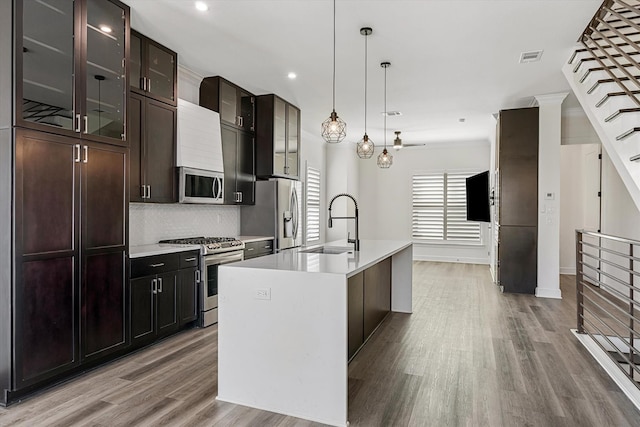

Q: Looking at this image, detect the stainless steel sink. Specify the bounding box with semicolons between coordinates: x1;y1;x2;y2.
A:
299;246;353;255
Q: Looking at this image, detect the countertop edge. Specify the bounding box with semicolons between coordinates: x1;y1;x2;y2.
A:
129;244;201;258
237;236;275;243
344;242;412;278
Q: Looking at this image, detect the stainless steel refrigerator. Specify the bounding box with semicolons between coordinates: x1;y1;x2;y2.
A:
241;179;303;251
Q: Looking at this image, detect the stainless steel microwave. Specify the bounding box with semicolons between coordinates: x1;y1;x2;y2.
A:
178;167;224;204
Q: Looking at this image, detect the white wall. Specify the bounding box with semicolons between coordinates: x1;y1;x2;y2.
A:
358;140;491;264
325;144;359;243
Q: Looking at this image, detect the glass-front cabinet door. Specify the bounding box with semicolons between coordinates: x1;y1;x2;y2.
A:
84;0;126;142
273;97;287;176
18;0;128;145
21;0;77;133
286;104;299;178
147;42;175;103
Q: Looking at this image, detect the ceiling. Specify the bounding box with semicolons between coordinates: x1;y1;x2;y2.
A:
122;0;602;146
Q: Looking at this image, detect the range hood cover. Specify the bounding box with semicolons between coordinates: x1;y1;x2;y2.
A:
177;98;224;173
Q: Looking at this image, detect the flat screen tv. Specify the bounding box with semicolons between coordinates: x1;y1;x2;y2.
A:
465;171;490;222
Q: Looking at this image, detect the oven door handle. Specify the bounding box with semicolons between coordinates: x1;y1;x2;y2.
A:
204;252;244;264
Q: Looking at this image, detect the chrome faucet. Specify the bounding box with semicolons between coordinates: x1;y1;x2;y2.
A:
328;193;360;251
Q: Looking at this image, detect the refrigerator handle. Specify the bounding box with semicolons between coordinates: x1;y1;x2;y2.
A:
291;186;299;240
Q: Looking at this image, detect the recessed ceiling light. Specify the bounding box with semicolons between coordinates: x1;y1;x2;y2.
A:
99;25;112;33
287;72;297;79
382;111;402;116
195;1;208;11
459;118;466;123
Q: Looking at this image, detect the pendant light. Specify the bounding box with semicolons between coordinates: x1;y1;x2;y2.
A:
377;62;393;168
321;0;346;143
356;27;374;159
393;131;403;150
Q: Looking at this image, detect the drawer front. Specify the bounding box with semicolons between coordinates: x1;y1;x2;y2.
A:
131;253;180;278
179;251;200;269
244;240;274;259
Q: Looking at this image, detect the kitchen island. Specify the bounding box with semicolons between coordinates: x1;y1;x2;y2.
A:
217;240;412;426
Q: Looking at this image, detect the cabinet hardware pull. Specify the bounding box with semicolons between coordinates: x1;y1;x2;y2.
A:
141;185;146;199
150;263;165;268
184;257;197;262
195;270;201;283
239;116;243;127
247;248;254;251
75;114;81;133
83;116;88;134
147;185;151;199
147;78;151;93
140;77;146;91
264;245;271;249
83;146;88;163
152;278;157;294
158;277;163;293
74;144;81;163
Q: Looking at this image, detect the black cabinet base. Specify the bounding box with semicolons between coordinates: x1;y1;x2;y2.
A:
0;323;197;407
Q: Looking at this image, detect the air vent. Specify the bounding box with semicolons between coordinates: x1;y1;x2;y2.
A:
519;50;543;63
383;111;402;116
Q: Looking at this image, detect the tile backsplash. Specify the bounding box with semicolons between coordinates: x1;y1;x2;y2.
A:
130;203;240;246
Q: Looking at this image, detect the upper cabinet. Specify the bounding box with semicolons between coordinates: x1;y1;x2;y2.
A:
17;0;130;146
200;76;255;132
256;94;300;180
130;30;177;106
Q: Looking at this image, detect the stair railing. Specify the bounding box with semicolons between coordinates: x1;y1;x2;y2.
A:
570;0;640;146
576;230;640;388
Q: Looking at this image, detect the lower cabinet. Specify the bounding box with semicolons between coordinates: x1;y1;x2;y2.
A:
347;257;392;361
130;251;199;347
243;239;275;260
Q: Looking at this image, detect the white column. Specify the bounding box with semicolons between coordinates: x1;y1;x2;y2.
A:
534;93;568;299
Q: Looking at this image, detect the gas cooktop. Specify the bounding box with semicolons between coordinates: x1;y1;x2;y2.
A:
159;236;244;254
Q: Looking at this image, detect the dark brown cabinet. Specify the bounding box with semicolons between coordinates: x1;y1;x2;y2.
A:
130;30;177;107
348;272;364;361
364;258;391;338
495;107;539;294
16;0;130;146
130;251;199;347
347;257;392;361
200;76;255;132
14;129;128;386
221;125;255;205
243;239;274;260
129;93;177;203
256;94;300;179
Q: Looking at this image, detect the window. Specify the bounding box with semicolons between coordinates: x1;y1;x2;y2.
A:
306;166;321;243
412;172;481;243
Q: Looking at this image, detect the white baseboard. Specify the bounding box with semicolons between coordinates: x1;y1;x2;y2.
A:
560;267;576;275
413;255;489;265
572;329;640;413
535;287;562;299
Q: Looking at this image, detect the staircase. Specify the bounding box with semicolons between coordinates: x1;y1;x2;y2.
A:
563;0;640;211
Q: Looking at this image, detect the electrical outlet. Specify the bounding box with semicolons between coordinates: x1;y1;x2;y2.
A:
255;288;271;300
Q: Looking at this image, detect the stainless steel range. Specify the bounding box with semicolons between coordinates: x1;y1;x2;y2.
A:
159;237;245;327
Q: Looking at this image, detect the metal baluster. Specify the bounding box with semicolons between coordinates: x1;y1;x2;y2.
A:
576;230;585;334
630;243;635;378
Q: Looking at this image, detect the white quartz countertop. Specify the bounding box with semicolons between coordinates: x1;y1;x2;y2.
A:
129;243;201;258
222;239;411;277
237;235;274;243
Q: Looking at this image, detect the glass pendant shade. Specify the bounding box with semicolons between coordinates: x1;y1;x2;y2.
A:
393;131;403;150
377;148;393;168
322;110;347;143
357;134;374;158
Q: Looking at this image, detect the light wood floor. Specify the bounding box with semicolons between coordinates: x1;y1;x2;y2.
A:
1;262;639;426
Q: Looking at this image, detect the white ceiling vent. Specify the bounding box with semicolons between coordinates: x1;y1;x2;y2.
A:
383;111;402;116
519;50;543;63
